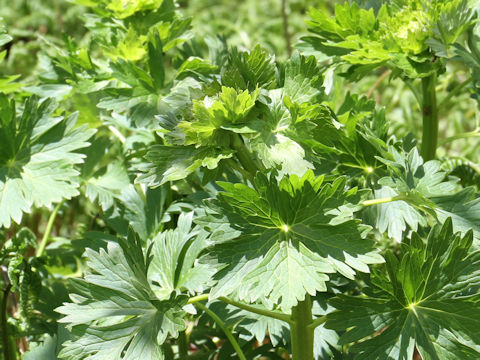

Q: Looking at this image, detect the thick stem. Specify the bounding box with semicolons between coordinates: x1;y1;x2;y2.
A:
290;295;314;360
421;73;438;161
194;302;247;360
231;134;259;179
36;201;63;257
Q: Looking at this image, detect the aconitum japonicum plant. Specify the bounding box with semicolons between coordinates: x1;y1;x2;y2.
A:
1;0;480;359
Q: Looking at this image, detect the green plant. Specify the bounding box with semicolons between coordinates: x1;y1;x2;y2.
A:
1;0;480;359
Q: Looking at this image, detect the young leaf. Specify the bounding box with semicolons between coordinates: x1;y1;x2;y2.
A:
222;45;276;91
178;86;259;146
139;145;233;186
282;52;324;104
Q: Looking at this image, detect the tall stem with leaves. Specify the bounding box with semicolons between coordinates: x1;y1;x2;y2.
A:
231;139;317;359
421;73;438;161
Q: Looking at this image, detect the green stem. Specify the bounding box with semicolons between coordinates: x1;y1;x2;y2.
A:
231;134;259;180
187;294;209;304
36;201;63;257
308;315;326;329
194;302;247;360
290;295;314;360
219;296;292;324
1;284;15;360
187;294;291;323
421;73;438;161
362;195;404;206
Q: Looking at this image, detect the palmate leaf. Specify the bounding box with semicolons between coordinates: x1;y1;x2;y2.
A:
148;212;216;299
57;231;188;360
369;144;480;243
432;187;480;244
326;219;480;360
0;95;95;228
250;89;313;178
283;52;324;104
199;171;383;312
372;145;457;241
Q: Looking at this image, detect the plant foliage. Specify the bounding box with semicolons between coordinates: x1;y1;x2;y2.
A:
1;0;480;359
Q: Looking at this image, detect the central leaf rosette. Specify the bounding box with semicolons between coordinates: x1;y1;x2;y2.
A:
199;171;383;311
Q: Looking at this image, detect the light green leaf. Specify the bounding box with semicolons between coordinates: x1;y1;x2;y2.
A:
283;52;324;104
57;232;187;360
84;161;130;209
106;0;164;19
178;86;259;146
148;212;216;299
371;145;457;241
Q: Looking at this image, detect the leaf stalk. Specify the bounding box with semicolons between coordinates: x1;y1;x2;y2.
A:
362;195;404;206
187;294;292;323
194;302;247;360
36;201;64;257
